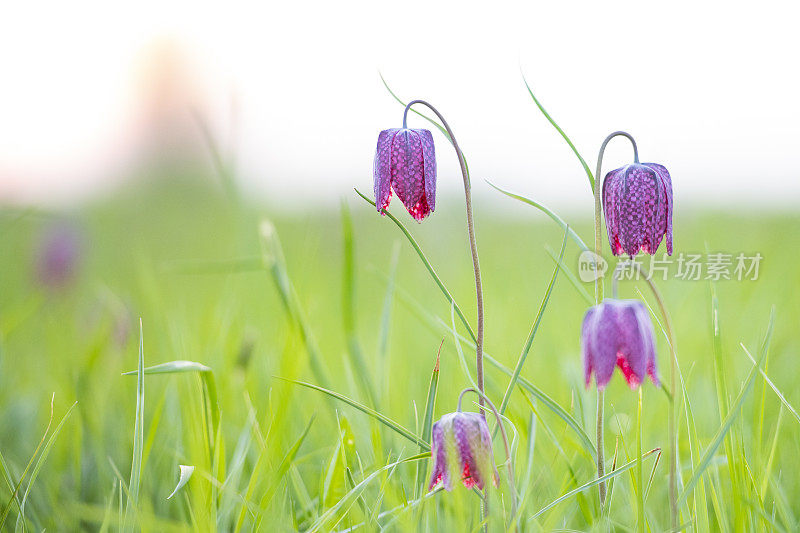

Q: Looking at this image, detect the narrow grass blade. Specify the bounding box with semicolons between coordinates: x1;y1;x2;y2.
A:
499;229;567;416
192;109;238;203
761;407;784;499
530;448;660;520
122;360;212;375
377;241;401;362
167;465;195;500
354;189;476;343
341;202;377;406
521;73;594;190
276;377;429;450
742;345;799;428
486;180;589;252
308;452;429;533
122;359;221;466
0;395;55;528
450;303;478;390
260;220;332;389
123;320;145;533
679;343;767;504
545;245;592;304
257;416;316;511
379;74;454;150
414;343;441;498
392;283;596;458
99;481;118;533
16;400;78;528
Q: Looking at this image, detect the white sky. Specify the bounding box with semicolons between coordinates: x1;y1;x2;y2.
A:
1;0;799;211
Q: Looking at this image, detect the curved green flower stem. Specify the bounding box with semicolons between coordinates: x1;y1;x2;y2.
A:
404;100;485;415
458;388;519;532
593;131;639;506
611;260;678;528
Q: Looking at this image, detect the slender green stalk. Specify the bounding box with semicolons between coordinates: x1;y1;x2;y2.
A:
402;101;485;415
593;131;639;506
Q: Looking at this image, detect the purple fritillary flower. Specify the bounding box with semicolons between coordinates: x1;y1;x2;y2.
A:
582;299;660;390
428;411;499;491
602;163;672;257
35;224;82;289
373;128;436;221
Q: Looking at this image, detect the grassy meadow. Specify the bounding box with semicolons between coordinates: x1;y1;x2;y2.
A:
1;169;799;531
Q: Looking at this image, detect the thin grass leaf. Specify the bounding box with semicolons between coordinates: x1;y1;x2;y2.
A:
257;416;316;512
122;359;221;467
16;400;78;529
520;412;537;503
499;228;567;416
354;189;475;342
122;360;212;375
377;241;401;363
0;394;56;529
0;394;56;528
167;465;195;500
379;74;456;154
308;452;429;533
260;220;332;389
450;304;478;390
545;245;592;304
191;109;238;203
521;73;594;189
486;180;589;252
742;347;799;427
392;283;596;459
414;342;441;499
341;202;377;406
761;407;784;501
679;343;767;504
530;448;660;520
521;392;593;523
99;482;118;533
276;377;429;450
123;320;145;533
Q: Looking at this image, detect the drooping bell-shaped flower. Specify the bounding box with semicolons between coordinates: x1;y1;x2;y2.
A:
582;299;660;390
428;411;499;491
373;128;436;221
602;163;672;256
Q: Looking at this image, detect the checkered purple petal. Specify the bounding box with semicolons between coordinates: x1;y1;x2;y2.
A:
373;128;398;213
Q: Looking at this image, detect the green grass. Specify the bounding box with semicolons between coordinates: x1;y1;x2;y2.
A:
1;170;799;531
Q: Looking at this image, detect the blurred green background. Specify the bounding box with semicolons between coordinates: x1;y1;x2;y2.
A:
1;168;799;530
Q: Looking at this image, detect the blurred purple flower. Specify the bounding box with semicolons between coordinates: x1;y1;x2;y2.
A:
35;224;82;289
582;299;660;390
428;411;498;491
603;163;673;256
373;128;436;221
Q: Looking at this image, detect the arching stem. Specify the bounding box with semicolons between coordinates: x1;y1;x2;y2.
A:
592;130;639;506
404;100;485;415
458;388;519;531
